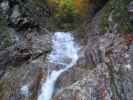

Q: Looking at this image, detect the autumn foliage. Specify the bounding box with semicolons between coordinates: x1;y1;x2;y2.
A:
47;0;90;16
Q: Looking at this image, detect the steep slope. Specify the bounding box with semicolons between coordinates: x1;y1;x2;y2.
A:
0;0;133;100
53;0;133;100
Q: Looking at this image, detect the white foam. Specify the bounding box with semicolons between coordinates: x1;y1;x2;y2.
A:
125;64;132;69
38;32;79;100
20;85;29;96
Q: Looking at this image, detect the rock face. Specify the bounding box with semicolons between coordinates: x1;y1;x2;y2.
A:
0;0;133;100
128;1;133;22
53;31;133;100
0;0;51;100
53;0;133;100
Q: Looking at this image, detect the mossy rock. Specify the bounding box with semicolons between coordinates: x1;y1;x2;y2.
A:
31;0;47;7
0;80;10;100
0;16;11;48
99;0;133;33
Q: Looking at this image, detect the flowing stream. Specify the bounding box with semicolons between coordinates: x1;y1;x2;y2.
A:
38;32;80;100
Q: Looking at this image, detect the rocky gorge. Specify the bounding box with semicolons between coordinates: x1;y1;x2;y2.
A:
0;0;133;100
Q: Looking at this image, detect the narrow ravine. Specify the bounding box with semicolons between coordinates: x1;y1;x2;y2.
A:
37;32;80;100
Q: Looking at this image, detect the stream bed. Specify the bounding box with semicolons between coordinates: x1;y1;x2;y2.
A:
38;32;80;100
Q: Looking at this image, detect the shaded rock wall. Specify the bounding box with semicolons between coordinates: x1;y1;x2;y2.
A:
53;0;133;100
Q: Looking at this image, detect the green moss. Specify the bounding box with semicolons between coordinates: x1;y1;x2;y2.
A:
0;81;5;98
31;0;47;7
0;16;11;48
46;47;53;54
99;0;133;33
99;0;113;32
0;80;8;99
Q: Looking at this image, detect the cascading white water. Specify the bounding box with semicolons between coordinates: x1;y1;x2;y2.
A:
38;32;80;100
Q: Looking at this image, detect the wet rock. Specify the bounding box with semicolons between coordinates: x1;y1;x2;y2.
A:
0;33;48;76
30;67;44;88
11;46;32;66
12;17;38;31
10;5;20;22
0;49;11;77
22;66;46;100
53;66;111;100
32;33;51;54
56;67;86;89
0;1;51;100
0;46;32;77
53;31;133;100
0;0;49;31
0;58;47;100
0;1;9;14
0;0;132;100
128;1;133;22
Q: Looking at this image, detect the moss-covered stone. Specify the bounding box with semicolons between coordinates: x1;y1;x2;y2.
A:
99;0;133;33
0;80;10;100
0;16;11;48
31;0;47;7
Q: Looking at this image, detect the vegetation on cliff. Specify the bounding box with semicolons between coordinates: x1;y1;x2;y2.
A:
99;0;133;33
0;16;11;49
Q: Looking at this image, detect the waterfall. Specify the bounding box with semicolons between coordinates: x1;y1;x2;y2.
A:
38;32;80;100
